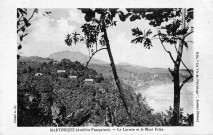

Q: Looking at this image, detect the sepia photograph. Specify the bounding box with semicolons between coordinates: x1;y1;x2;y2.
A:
17;8;194;127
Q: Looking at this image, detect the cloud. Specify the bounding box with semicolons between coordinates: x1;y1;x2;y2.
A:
21;9;193;69
56;18;76;33
68;9;85;24
31;17;75;45
21;13;76;57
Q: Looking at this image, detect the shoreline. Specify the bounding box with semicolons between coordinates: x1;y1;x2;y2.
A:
135;83;193;114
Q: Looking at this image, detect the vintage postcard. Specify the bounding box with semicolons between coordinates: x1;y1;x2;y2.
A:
0;0;213;134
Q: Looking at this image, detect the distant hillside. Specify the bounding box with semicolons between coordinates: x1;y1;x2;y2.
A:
117;62;147;68
89;63;193;90
48;50;108;65
117;62;132;66
89;63;170;77
19;52;193;90
19;56;53;63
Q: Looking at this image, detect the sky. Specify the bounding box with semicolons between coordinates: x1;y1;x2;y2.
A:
20;8;193;69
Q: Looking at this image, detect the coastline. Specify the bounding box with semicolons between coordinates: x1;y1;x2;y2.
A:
136;83;193;114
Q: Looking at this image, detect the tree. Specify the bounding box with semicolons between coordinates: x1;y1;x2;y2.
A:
65;8;133;123
128;8;193;125
17;8;51;59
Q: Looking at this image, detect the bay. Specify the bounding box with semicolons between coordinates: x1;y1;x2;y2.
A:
136;83;193;114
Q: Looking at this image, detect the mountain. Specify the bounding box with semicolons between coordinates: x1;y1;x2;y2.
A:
117;62;148;69
117;62;132;66
48;50;108;65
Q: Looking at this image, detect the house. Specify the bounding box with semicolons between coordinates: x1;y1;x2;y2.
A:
68;75;77;79
28;95;34;102
153;74;158;78
146;109;154;115
84;79;94;85
53;61;58;65
137;83;142;87
57;70;66;73
25;93;35;102
99;88;105;93
35;73;43;76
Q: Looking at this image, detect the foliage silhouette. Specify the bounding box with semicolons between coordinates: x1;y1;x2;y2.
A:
128;8;193;125
64;8;138;123
17;8;51;59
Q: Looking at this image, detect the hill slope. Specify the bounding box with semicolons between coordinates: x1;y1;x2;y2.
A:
48;50;107;65
19;56;53;63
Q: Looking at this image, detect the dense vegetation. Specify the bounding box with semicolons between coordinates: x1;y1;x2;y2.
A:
89;63;193;91
17;58;193;126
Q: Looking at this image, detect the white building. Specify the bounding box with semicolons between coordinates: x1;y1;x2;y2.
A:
137;83;142;87
69;75;77;79
84;79;94;85
35;73;43;76
57;70;66;73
